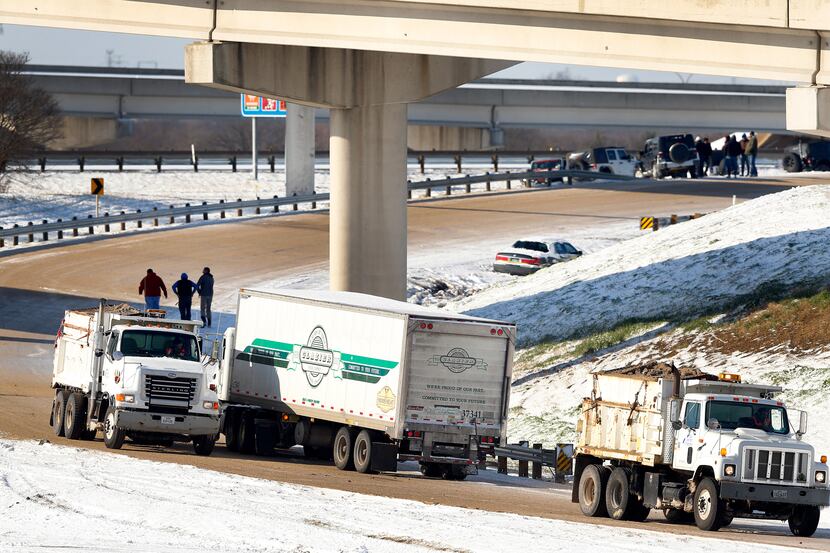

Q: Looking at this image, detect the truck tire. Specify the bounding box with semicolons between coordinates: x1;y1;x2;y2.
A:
103;407;125;450
441;464;467;481
693;477;724;531
578;464;610;517
419;462;442;478
788;505;820;537
193;435;216;456
782;152;803;173
224;409;240;452
668;143;691;163
63;393;86;440
237;411;255;454
333;426;355;470
606;467;635;520
353;430;376;474
52;390;67;437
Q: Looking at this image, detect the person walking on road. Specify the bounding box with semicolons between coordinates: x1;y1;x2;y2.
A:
138;268;167;311
739;134;750;176
172;273;198;320
746;131;759;177
197;267;214;327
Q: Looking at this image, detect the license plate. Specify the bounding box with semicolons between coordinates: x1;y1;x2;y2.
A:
772;489;788;499
511;258;520;263
161;416;175;425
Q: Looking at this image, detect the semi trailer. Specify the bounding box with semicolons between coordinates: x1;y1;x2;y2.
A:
51;301;221;455
572;364;829;536
218;289;515;479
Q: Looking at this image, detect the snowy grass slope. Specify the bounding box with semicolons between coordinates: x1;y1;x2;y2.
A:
0;439;821;553
458;185;830;346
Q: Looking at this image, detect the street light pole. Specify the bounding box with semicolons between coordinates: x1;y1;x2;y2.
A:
251;116;258;180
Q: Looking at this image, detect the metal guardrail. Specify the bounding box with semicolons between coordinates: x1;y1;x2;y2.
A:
494;444;558;466
0;169;631;245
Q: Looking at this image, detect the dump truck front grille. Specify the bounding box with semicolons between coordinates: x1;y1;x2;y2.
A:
744;447;810;486
145;375;196;408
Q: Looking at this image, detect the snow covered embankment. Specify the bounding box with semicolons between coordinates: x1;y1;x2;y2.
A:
0;439;814;553
458;185;830;346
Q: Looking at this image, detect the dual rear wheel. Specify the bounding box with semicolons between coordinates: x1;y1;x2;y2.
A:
332;427;375;474
578;464;650;521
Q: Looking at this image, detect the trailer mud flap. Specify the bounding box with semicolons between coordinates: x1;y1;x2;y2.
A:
371;443;398;472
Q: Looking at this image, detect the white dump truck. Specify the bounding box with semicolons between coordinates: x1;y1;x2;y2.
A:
572;364;829;536
51;301;221;455
218;289;515;479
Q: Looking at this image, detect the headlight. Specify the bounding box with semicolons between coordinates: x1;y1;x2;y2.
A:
115;393;134;403
816;471;826;483
724;464;736;477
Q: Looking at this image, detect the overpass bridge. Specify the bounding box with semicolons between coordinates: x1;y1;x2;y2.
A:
2;0;829;299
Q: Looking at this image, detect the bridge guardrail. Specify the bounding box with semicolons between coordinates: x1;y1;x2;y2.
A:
0;169;632;246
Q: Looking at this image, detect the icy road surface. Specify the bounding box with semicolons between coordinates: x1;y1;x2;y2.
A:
0;439;821;553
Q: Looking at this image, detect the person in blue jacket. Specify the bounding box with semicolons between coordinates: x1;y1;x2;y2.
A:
172;273;198;320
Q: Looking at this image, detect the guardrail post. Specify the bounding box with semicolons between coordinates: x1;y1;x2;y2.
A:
153;207;159;227
156;157;163;173
78;156;85;172
407;181;412;199
418;154;425;174
269;155;275;172
119;212;126;231
117;156;124;172
465;175;471;194
193;156;199;173
532;443;543;480
71;217;78;237
57;220;63;240
255;197;261;215
273;195;279;213
230;156;237;172
87;215;94;235
445;177;452;195
425;178;431;198
13;224;19;245
497;455;508;474
0;227;4;247
491;153;499;172
185;203;191;223
670;214;678;225
220;199;226;219
104;213;110;232
518;458;529;478
293;193;298;211
454;154;462;173
237;199;243;217
41;219;48;241
653;218;659;232
506;171;511;190
168;205;174;224
202;202;208;220
39;157;46;172
27;221;34;243
136;209;142;229
485;172;491;192
312;191;317;210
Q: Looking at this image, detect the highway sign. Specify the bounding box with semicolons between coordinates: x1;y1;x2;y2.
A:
241;94;287;117
90;178;104;196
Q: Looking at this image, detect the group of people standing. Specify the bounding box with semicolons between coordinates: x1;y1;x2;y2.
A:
695;131;759;178
138;267;215;326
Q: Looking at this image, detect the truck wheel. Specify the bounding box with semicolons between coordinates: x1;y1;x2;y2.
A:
103;407;125;449
664;509;693;524
353;430;376;474
693;477;724;531
52;390;67;437
63;393;86;440
224;410;240;452
578;464;610;517
237;412;255;454
788;505;820;537
419;463;442;478
193;435;216;456
782;152;803;173
606;467;634;520
333;426;355;470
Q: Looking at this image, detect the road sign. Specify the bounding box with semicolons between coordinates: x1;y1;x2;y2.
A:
90;178;104;196
240;94;287;117
640;216;655;230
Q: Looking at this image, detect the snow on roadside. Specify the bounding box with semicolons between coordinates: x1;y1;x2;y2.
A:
0;439;817;553
457;185;830;346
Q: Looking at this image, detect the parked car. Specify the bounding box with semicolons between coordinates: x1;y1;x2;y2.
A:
524;158;566;185
640;134;699;179
783;140;830;173
567;147;641;176
493;239;582;275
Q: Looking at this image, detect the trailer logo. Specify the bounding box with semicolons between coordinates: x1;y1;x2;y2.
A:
429;347;487;373
376;386;396;413
297;326;335;387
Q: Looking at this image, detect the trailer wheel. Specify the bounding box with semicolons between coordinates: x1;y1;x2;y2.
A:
193;435;216;456
419;463;442;478
103;407;125;449
52;390;67;437
788;505;820;537
441;464;467;481
693;477;724;531
224;409;240;452
63;393;86;440
579;464;610;517
353;430;376;474
237;411;255;454
333;426;355;470
606;467;636;520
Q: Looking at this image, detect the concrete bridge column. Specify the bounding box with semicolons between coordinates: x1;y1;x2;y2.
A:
285;103;316;197
185;42;512;299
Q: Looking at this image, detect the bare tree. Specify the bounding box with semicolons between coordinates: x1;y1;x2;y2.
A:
0;51;62;179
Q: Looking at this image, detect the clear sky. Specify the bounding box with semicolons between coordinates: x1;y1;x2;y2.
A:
0;23;792;85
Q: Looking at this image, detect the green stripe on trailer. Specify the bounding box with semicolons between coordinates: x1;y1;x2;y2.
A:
342;371;381;384
341;353;398;370
251;338;294;352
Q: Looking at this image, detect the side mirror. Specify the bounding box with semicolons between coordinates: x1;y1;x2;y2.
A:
707;418;721;430
671;420;682;431
669;398;681;424
797;411;808;438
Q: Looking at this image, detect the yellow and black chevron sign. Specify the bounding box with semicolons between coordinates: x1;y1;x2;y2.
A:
90;177;105;196
640;216;654;230
556;451;572;473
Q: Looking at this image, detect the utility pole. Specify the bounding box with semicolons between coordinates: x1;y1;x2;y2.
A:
251;117;258;180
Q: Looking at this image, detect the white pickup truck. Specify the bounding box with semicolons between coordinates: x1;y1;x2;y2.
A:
573;365;829;537
51;301;221;455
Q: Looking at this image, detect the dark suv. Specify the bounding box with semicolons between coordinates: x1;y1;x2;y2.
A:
783;140;830;173
640;134;699;179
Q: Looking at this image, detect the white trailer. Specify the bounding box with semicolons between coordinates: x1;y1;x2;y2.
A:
218;289;515;478
572;365;830;537
51;301;221;455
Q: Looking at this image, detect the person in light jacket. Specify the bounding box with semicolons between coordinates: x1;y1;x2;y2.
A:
172;272;198;320
197;267;214;327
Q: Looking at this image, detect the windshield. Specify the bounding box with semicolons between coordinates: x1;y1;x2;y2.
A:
512;240;548;253
706;400;789;435
120;330;199;362
532;160;560;170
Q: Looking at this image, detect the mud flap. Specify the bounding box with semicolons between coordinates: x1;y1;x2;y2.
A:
370;442;398;472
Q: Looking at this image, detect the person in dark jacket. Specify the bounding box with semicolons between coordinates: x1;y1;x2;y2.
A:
726;135;743;178
746;131;759;176
695;136;713;176
196;267;214;327
138;268;168;311
172;272;198;320
739;134;750;176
